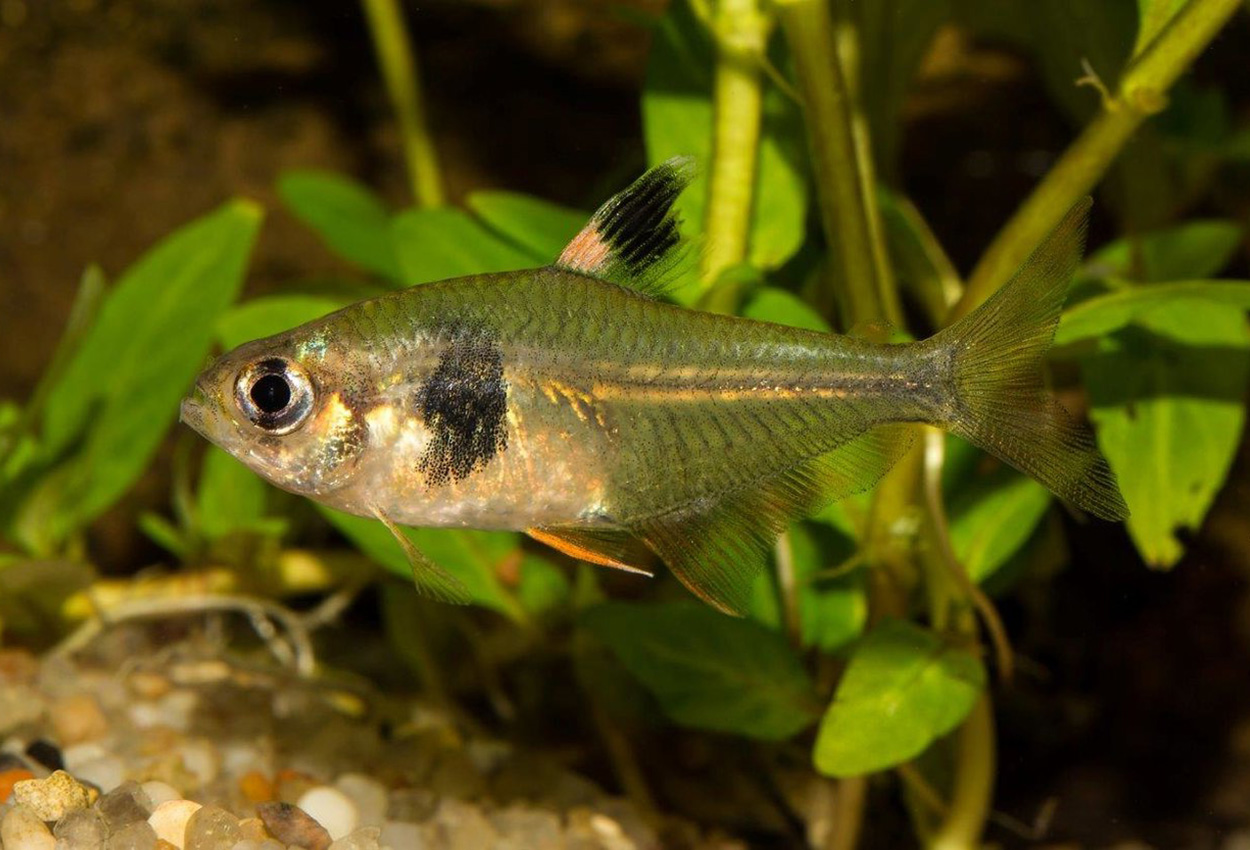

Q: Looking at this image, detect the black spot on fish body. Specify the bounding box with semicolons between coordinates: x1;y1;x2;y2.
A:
416;329;509;486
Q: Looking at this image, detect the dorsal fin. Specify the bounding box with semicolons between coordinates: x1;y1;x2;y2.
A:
554;156;695;297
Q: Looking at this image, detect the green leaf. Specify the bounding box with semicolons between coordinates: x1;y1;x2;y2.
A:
320;507;526;622
278;171;402;281
642;3;807;301
1083;300;1250;566
467;192;587;263
1056;280;1250;346
1133;0;1189;57
878;189;961;325
217;294;348;351
33;200;262;545
947;465;1051;584
1085;220;1244;282
749;522;866;654
583;601;820;740
852;0;949;178
813;620;986;777
390;208;535;285
196;446;269;540
743;286;832;333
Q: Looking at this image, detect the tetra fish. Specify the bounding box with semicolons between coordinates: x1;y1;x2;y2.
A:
181;158;1127;614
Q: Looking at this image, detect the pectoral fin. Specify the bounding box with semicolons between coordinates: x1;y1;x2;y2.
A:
370;504;472;605
527;525;655;577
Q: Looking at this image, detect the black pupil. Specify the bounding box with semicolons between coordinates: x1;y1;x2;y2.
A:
250;374;292;414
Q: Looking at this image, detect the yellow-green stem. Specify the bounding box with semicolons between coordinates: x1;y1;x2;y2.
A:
927;696;995;850
776;0;901;329
953;0;1242;320
699;0;771;312
361;0;446;209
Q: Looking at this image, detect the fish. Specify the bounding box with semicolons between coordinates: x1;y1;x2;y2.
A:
180;157;1128;615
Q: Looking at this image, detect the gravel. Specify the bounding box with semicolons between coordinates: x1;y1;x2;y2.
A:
0;626;745;850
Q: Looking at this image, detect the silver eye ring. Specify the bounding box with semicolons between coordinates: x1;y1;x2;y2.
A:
234;358;314;435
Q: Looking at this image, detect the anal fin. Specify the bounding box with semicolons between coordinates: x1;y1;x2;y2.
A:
370;504;472;605
631;425;914;616
527;525;655;577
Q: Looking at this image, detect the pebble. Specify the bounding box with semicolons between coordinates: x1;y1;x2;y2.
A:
327;827;381;850
25;740;65;772
98;783;155;831
104;821;158;850
147;799;202;849
256;801;331;850
52;806;108;847
334;774;387;827
490;805;563;850
379;820;421;850
139;782;181;808
176;741;218;787
237;772;274;804
12;770;96;821
425;798;499;850
297;786;359;840
1;768;35;803
1;805;56;850
50;695;109;746
72;754;126;793
182;805;240;850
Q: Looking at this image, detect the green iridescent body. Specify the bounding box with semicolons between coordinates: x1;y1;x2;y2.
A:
183;159;1128;613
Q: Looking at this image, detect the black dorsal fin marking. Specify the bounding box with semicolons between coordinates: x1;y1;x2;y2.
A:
630;425;914;615
554;156;695;298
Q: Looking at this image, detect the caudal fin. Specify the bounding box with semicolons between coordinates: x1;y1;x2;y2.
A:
939;199;1129;521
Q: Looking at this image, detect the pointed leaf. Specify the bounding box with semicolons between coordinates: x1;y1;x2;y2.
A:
1057;280;1250;346
217;294;348;350
583;601;820;740
467;192;587;263
813;620;986;777
390;208;534;285
279;171;402;281
1083;300;1250;566
32;200;261;544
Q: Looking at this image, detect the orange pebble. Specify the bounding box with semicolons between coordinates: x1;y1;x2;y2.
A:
239;770;275;803
0;768;35;803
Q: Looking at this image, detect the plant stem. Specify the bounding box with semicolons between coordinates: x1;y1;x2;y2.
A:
776;0;901;329
361;0;445;209
952;0;1242;320
927;696;995;850
825;775;867;850
699;0;771;311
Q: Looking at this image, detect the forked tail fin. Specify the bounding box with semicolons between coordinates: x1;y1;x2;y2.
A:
938;199;1129;521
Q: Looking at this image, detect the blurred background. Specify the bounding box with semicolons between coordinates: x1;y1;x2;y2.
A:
3;1;1250;848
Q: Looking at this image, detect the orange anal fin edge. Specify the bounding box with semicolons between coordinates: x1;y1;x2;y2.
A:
527;527;655;577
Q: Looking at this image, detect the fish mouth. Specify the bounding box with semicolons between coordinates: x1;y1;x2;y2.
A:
179;380;211;435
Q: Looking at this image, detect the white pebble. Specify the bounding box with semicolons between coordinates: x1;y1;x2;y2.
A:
147;799;202;849
329;826;381;850
139;781;181;807
296;786;359;841
62;741;108;772
177;740;219;786
72;754;126;793
1;805;55;850
379;820;421;850
334;774;387;827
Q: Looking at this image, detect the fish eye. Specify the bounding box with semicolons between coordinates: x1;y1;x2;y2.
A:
234;358;314;434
